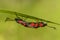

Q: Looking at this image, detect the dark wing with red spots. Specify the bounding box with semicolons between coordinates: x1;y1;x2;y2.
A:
0;10;60;25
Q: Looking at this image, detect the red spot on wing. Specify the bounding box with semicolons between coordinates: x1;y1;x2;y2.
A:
39;22;44;27
17;20;23;24
34;23;38;27
29;22;35;27
23;23;26;26
17;20;26;26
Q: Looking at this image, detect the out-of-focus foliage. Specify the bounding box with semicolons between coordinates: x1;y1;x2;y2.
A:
0;0;60;40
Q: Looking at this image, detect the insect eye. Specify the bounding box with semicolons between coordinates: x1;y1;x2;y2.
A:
43;22;47;26
44;24;47;26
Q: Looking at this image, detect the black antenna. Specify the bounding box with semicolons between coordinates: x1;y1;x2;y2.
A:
47;26;56;29
5;17;14;22
15;13;24;20
5;18;10;22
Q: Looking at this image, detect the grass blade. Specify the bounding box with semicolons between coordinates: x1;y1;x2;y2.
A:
0;10;60;25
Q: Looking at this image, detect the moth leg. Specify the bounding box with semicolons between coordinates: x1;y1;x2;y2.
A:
15;13;28;21
15;13;20;18
5;17;14;22
47;26;56;29
35;18;40;23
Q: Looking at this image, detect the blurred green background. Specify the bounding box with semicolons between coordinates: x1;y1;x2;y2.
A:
0;0;60;40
